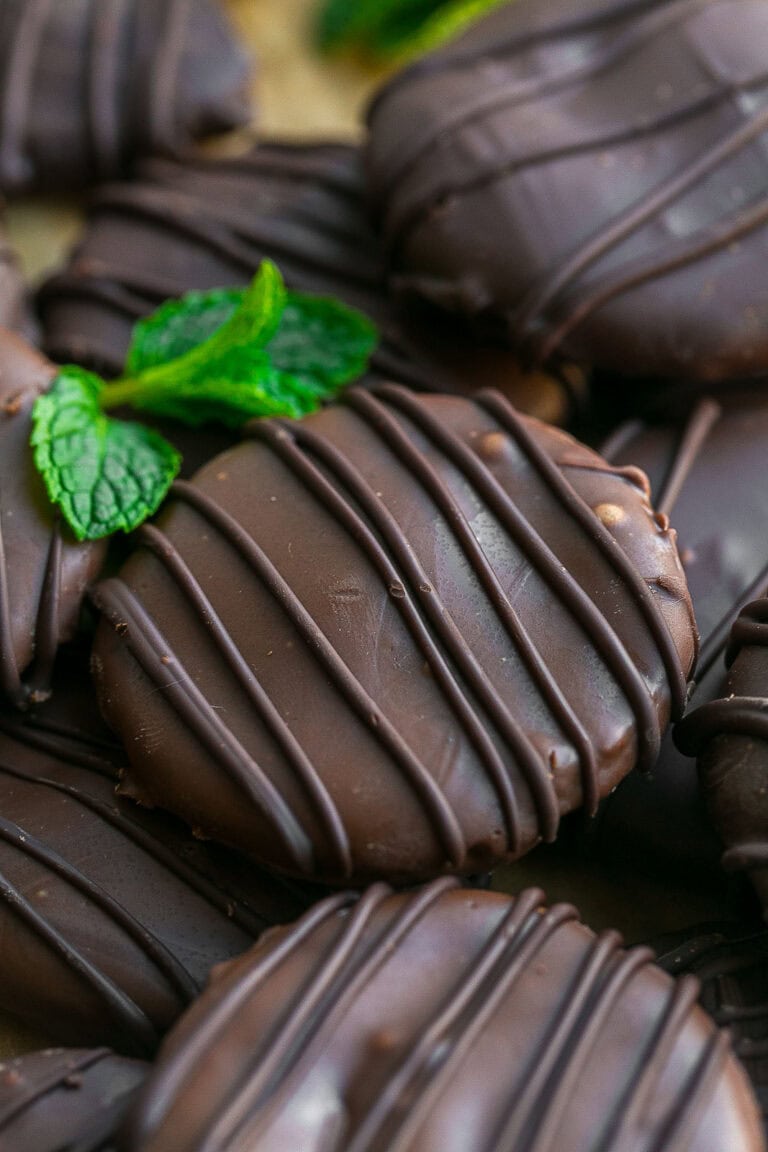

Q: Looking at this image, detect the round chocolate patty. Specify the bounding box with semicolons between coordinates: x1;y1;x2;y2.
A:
92;385;696;884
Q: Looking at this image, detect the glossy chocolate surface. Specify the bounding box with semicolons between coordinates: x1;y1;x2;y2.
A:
367;0;768;383
583;400;768;878
655;923;768;1135
676;594;768;918
37;142;580;423
0;1047;146;1152
123;880;765;1152
0;643;313;1055
0;327;106;707
92;386;695;885
0;0;251;194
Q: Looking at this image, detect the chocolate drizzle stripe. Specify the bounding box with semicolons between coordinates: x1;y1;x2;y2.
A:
91;578;316;873
252;418;525;851
726;597;768;666
375;0;714;208
196;880;460;1151
132;890;361;1139
0;864;158;1053
344;892;573;1152
369;0;670;109
343;396;607;820
0;811;198;1001
148;0;191;148
479;390;689;722
84;183;382;290
0;758;269;938
592;976;701;1151
0;0;51;187
0;1048;111;1129
513;105;768;348
646;1030;729;1152
372;384;664;780
534;190;768;367
654;400;722;520
676;696;768;753
0;714;123;777
494;946;654;1152
168;479;466;868
341;389;571;834
87;0;127;176
25;519;61;697
135;520;352;878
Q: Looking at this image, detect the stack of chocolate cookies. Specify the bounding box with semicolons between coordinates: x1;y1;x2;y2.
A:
1;0;768;1147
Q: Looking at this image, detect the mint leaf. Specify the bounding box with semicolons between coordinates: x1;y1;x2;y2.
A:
31;366;180;541
315;0;508;59
114;272;377;426
125;288;243;375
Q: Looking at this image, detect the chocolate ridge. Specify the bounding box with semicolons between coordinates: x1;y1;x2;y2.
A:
0;514;62;706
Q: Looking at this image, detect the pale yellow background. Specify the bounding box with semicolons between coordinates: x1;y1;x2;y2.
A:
0;0;733;1057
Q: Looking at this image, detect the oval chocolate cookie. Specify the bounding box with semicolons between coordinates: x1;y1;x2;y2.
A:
93;385;696;884
0;0;251;194
366;0;768;383
122;880;765;1152
0;643;314;1054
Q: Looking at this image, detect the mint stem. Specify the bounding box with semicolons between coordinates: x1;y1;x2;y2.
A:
100;368;173;411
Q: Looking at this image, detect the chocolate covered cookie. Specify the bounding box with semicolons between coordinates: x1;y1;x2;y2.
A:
0;642;314;1054
0;1047;146;1152
656;923;768;1135
0;0;251;194
92;385;696;885
366;0;768;384
37;142;582;422
676;593;768;918
122;880;766;1152
581;400;768;879
0;327;106;707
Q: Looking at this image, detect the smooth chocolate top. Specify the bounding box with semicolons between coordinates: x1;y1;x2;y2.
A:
123;880;765;1152
37;142;581;424
0;642;314;1055
676;594;768;918
0;0;251;195
582;399;768;878
0;327;107;707
0;1047;146;1152
655;923;768;1135
366;0;768;383
92;385;695;885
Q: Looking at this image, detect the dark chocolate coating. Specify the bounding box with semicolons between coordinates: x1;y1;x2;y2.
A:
37;142;582;423
366;0;768;383
123;879;765;1152
0;641;314;1055
0;327;107;707
92;385;695;885
0;0;251;195
578;399;768;879
0;1047;146;1152
676;595;768;918
655;923;768;1136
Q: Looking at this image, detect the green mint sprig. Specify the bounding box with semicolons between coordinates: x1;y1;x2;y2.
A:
31;260;378;541
316;0;509;61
